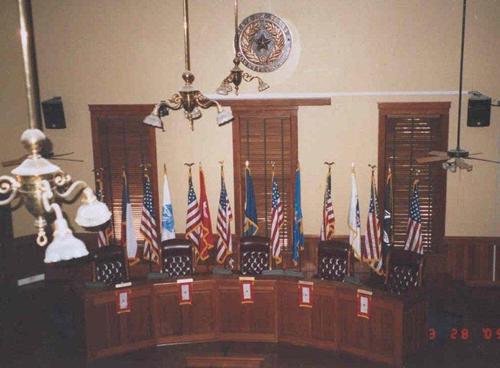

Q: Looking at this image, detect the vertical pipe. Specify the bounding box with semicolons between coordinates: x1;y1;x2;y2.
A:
456;0;467;150
18;0;43;130
493;244;496;282
183;0;190;71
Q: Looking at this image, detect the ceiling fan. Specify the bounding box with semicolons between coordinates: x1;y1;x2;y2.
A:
416;0;500;172
2;140;83;168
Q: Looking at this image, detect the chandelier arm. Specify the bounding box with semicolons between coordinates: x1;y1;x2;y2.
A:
165;94;183;110
54;179;89;201
0;176;21;205
242;72;266;85
195;94;222;112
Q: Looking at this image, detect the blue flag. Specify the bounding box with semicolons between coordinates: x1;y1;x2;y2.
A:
243;167;258;236
292;167;304;266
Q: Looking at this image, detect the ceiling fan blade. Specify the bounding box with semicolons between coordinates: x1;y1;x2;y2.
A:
467;152;483;156
50;152;75;158
416;156;448;164
467;157;500;164
1;155;28;167
427;151;449;157
51;157;84;163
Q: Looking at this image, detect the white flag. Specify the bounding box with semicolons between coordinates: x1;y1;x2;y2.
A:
348;164;362;260
161;171;175;241
125;202;138;258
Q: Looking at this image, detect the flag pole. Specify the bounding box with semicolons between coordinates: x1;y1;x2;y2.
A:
269;161;276;270
140;163;153;272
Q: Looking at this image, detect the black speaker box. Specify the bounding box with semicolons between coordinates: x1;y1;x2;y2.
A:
42;97;66;129
467;95;491;127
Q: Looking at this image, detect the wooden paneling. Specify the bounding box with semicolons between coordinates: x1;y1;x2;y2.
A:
446;236;500;282
278;281;312;342
217;279;277;341
153;280;216;344
83;277;428;366
84;285;154;359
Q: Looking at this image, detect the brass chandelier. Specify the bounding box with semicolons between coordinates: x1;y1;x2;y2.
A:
216;0;269;96
144;0;233;131
0;0;111;263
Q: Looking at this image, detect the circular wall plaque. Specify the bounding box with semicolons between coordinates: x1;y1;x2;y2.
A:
236;12;292;73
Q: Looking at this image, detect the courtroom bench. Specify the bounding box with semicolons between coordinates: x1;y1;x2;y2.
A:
82;274;428;367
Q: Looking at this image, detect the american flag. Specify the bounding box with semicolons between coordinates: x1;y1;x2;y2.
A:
363;174;381;262
96;179;112;248
320;168;335;240
216;173;233;264
404;182;423;254
185;173;201;260
270;175;284;264
140;175;160;264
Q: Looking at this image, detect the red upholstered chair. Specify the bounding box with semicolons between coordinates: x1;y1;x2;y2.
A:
91;245;129;285
384;248;424;295
160;239;194;278
239;236;270;275
317;240;354;281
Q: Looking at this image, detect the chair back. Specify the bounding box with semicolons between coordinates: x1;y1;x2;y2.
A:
239;236;270;275
317;240;353;281
161;239;194;278
91;245;129;285
385;248;424;295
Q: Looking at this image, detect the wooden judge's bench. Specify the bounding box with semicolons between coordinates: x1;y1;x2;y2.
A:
83;275;428;367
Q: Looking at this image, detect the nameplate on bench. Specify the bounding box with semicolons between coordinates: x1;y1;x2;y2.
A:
115;281;132;289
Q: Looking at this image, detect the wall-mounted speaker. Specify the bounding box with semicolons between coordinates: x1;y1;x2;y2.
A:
467;94;491;127
41;96;66;129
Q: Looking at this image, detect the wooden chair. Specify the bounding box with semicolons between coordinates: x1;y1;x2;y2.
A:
239;236;270;275
160;239;194;278
91;245;129;285
384;248;424;295
317;240;354;281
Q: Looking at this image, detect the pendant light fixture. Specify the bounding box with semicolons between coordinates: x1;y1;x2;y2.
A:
0;0;111;263
216;0;269;96
144;0;234;131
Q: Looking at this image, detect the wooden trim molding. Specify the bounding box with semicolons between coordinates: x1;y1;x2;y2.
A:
218;98;331;108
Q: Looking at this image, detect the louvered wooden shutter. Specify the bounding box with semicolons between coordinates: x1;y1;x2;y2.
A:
90;105;159;245
232;106;298;255
378;103;449;252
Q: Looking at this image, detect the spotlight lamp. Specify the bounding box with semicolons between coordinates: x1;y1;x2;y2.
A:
216;0;269;96
0;0;111;263
145;0;233;131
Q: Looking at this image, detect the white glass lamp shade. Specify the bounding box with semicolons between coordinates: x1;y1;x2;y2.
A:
216;109;234;126
143;114;164;129
44;217;89;263
216;82;231;95
75;188;112;227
